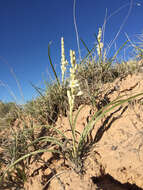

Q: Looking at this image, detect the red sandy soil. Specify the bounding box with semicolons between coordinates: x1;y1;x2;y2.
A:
1;73;143;190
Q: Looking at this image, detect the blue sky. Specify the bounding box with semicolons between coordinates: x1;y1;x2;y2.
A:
0;0;142;104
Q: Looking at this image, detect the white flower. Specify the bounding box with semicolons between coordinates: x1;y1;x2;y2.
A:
76;90;83;96
97;42;104;56
61;37;68;83
67;90;74;115
97;28;104;56
67;50;83;115
97;28;102;43
69;79;79;89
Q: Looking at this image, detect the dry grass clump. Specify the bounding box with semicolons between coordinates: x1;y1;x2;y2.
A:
0;101;19;125
24;83;68;125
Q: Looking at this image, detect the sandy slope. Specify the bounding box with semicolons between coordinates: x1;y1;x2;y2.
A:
1;73;143;190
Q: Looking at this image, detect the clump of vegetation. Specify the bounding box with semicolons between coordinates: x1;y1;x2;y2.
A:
0;101;20;127
0;101;16;118
24;83;68;125
0;26;143;189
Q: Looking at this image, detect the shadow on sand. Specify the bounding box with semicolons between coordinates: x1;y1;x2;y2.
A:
91;173;143;190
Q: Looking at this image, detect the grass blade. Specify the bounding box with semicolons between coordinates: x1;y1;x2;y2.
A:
112;40;129;62
0;149;59;181
44;125;68;140
79;45;97;65
78;92;143;149
80;38;90;53
48;42;60;86
30;82;45;98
